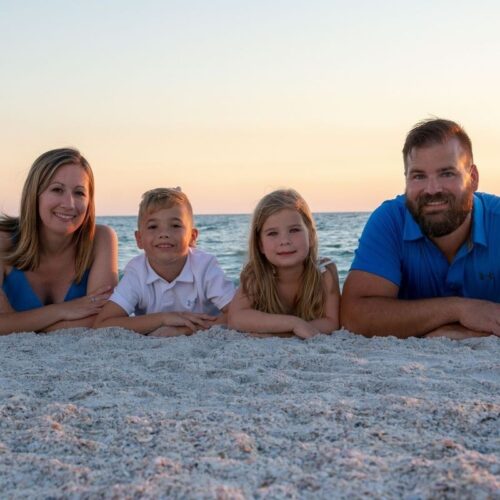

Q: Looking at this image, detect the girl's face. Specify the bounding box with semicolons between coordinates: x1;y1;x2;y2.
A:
259;208;311;270
38;164;90;237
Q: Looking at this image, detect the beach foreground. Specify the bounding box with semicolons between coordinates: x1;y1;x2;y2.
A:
0;328;498;499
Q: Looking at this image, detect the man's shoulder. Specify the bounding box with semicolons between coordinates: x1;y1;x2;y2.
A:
366;195;407;228
476;192;500;215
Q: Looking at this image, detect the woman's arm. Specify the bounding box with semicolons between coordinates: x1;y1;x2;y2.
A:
308;262;341;333
227;288;319;339
0;226;119;335
41;225;119;332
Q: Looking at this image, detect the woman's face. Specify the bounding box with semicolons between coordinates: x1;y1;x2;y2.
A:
38;163;90;237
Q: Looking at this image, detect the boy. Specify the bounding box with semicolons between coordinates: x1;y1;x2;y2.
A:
95;188;235;336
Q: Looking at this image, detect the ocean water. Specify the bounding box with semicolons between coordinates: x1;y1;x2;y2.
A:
97;212;370;287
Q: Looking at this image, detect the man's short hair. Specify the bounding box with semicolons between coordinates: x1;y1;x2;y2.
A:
403;118;473;171
138;187;193;227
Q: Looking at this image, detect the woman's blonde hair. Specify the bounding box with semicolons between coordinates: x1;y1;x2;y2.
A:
0;148;95;282
240;189;325;320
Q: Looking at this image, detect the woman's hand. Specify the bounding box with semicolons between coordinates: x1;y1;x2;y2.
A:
59;284;113;321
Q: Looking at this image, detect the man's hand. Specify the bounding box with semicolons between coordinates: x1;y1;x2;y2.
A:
425;323;491;340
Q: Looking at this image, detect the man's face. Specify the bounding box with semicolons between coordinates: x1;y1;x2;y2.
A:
405;138;478;238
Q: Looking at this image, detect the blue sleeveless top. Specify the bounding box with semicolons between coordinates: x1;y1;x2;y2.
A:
2;268;89;312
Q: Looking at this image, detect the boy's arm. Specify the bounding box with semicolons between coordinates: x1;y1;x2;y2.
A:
94;301;216;335
308;262;340;334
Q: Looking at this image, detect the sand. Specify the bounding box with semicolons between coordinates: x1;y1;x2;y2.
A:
0;327;498;499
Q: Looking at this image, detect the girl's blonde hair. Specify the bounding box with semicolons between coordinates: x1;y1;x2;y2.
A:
0;148;95;282
240;189;325;320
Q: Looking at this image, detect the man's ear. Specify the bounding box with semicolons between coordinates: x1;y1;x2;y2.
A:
189;227;199;247
135;230;144;249
470;164;479;191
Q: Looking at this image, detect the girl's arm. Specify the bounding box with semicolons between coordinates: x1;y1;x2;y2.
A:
308;262;341;333
94;300;216;335
228;288;319;339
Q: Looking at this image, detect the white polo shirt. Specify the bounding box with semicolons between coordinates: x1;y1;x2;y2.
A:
110;248;235;316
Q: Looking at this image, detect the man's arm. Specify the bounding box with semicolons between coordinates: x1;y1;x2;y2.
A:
341;270;500;338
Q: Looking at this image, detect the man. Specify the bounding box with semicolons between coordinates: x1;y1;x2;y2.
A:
341;118;500;339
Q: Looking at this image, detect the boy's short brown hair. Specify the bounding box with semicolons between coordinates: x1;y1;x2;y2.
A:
138;187;193;227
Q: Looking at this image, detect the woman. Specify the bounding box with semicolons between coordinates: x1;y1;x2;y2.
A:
0;148;118;334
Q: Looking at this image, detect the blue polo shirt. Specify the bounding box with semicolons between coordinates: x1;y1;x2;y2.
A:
350;193;500;301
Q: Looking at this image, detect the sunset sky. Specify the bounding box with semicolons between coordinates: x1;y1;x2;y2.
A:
1;1;500;215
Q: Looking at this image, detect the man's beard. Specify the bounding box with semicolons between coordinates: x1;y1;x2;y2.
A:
405;188;473;238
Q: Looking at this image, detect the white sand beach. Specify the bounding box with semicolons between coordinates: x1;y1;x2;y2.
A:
0;327;498;499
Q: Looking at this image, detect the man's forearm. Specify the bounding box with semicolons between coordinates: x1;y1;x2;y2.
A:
341;296;467;338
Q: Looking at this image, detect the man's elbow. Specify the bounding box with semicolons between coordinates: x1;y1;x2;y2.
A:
340;300;376;337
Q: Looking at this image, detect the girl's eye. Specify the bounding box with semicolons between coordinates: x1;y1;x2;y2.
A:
75;191;86;197
52;187;63;193
290;227;301;233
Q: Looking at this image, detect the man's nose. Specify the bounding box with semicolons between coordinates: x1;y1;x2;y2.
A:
423;176;443;195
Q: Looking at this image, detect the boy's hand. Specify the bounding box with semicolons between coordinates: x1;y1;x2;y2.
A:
162;312;217;332
148;326;191;337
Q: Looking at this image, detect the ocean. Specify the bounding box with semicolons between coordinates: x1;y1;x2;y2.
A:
97;212;370;287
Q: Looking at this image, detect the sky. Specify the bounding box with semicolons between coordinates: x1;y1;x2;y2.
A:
1;0;500;215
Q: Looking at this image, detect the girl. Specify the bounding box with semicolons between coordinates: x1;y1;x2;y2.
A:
0;148;118;335
228;189;340;339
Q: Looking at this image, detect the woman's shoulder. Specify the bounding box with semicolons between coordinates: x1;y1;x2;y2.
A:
94;224;118;248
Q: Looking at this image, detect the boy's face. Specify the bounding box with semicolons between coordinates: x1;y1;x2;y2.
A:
135;204;198;269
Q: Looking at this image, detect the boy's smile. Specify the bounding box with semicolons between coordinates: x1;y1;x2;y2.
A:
135;204;198;281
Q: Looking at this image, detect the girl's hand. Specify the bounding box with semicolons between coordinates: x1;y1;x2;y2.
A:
292;319;320;339
162;312;216;332
60;285;113;321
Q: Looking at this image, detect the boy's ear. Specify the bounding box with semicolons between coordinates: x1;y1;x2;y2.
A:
189;227;199;247
135;230;144;249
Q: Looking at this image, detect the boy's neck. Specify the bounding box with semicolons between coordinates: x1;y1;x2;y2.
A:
147;254;189;283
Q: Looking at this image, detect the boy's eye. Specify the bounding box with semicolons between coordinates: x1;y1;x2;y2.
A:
147;225;157;230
